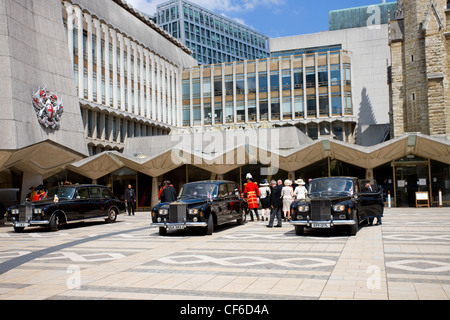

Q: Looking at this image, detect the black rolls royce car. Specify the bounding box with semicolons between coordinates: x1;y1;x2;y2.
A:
6;185;125;232
151;181;245;235
290;177;384;236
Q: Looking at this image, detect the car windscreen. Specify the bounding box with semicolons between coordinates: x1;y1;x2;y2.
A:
45;187;76;200
309;179;353;195
179;184;218;199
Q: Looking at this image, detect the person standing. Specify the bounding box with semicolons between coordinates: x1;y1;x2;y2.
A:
124;184;136;216
281;180;294;222
259;180;271;221
294;179;307;201
160;181;177;203
244;174;260;221
267;180;282;228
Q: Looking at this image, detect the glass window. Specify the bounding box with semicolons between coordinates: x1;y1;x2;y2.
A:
76;187;89;200
344;63;351;85
345;92;353;115
193;104;201;126
330;64;341;86
318;66;328;87
270;71;279;91
203;78;211;98
259;72;267;93
247;73;256;94
204;103;212;125
320;123;331;136
89;187;102;199
283;97;292;118
236;74;245;95
294;96;304;118
306;67;315;88
271;97;280;120
293;68;303;89
236;101;245;122
319;94;329;117
182;80;190;100
307;124;318;140
248;99;256;122
332;93;342;115
282;70;291;91
214;76;222;96
183;104;190;126
307;95;316;117
192;78;200;99
225;75;233;96
260;99;268;120
215;102;223;124
225;102;234;123
333;122;343;141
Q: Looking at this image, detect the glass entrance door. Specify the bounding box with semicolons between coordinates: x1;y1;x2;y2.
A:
394;156;430;207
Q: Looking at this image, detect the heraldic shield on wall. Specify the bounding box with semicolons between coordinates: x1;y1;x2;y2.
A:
32;86;64;130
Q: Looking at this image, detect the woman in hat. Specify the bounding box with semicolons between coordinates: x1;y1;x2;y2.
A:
294;179;307;201
244;174;260;221
281;179;294;221
259;180;271;221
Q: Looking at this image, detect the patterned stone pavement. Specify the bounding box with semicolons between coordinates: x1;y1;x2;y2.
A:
0;208;449;300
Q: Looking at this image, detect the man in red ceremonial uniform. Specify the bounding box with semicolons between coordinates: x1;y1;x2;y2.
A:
244;174;260;221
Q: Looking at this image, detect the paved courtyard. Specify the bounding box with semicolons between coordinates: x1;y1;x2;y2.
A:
0;207;449;301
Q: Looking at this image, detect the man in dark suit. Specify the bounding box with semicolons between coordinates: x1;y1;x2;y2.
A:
160;181;177;204
267;180;283;228
124;184;136;216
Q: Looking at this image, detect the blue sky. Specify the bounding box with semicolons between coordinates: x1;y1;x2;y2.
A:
127;0;395;37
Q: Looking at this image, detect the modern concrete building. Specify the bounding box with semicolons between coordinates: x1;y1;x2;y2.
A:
155;0;270;65
270;24;392;147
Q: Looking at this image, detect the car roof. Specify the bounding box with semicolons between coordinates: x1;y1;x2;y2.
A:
183;181;235;185
313;177;357;180
51;184;108;188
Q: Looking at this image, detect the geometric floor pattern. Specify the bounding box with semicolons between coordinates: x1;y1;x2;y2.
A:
0;207;449;300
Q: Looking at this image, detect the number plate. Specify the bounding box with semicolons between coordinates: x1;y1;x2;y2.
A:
167;225;186;231
14;223;29;228
311;223;331;228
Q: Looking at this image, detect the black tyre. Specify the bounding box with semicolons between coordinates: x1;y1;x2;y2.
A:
50;214;60;232
349;210;359;236
205;214;214;235
14;226;25;233
159;227;167;236
236;208;246;225
295;225;304;235
106;207;118;223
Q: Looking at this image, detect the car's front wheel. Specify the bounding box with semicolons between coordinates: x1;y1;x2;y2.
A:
349;210;359;236
205;214;214;235
50;214;60;232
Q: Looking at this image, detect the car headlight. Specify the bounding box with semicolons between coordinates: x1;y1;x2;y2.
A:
11;209;19;215
297;205;310;212
34;208;42;214
158;209;168;216
332;204;346;212
188;208;199;215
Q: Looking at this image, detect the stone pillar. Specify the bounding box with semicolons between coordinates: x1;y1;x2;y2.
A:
110;28;118;109
84;12;94;102
63;2;74;64
366;168;374;180
74;6;84;98
102;24;111;106
151;176;160;208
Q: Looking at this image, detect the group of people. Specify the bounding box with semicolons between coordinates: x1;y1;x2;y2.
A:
243;174;309;228
26;185;47;202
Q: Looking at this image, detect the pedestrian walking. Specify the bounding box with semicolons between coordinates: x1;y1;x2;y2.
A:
124;184;136;216
267;180;283;228
281;179;294;221
259;180;271;221
244;174;260;221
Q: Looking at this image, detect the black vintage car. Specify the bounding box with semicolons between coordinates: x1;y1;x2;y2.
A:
6;185;125;232
290;177;384;236
151;181;245;235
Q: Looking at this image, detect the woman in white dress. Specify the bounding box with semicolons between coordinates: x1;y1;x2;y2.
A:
294;179;307;201
281;179;294;221
259;180;271;221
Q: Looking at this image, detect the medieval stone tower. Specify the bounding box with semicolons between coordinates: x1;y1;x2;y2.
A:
388;0;449;138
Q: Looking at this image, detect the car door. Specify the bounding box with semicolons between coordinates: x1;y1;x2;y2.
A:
88;186;103;218
73;187;90;220
227;183;240;221
216;183;230;225
357;179;384;220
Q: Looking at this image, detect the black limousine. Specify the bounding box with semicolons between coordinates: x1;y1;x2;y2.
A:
290;177;384;236
151;181;245;235
6;185;125;232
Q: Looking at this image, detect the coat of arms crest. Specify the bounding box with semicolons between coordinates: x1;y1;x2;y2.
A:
32;86;64;130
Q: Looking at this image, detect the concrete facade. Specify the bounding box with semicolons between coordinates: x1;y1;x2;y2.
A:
270;25;391;146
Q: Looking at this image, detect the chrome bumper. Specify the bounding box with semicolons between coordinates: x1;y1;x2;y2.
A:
12;220;50;228
290;220;356;227
151;221;208;229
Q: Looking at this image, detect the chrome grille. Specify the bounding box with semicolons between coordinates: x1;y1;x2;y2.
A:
169;203;186;223
18;203;33;222
310;199;331;221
